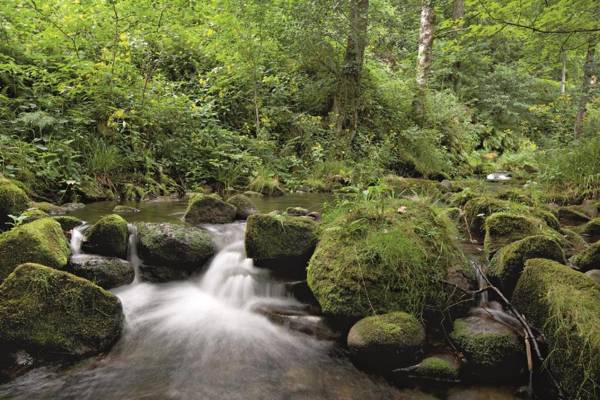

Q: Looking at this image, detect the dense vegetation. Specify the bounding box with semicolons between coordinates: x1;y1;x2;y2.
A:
0;0;598;202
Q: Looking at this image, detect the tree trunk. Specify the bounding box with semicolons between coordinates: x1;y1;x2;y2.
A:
332;0;369;152
452;0;464;20
413;0;435;124
560;51;567;94
451;0;464;93
574;39;597;137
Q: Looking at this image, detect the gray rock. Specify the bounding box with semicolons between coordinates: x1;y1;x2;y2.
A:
69;254;134;289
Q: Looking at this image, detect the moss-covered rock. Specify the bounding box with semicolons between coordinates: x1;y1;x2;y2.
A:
562;228;589;258
347;312;425;373
184;193;237;224
52;215;83;231
450;316;524;382
0;263;123;361
488;235;566;296
112;205;140;214
483;212;557;258
82;214;128;258
581;217;600;237
68;254;134;289
447;187;478;208
79;179;115;202
586;269;600;285
497;188;535;206
0;218;70;282
136;222;215;282
227;194;257;220
572;241;600;272
0;179;30;231
413;354;460;381
512;259;600;399
30;202;68;216
307;198;465;319
382;175;443;199
245;213;317;277
463;197;526;236
285;206;310;217
20;208;49;223
558;206;591;224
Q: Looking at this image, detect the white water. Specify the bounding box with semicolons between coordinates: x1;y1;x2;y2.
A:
2;221;396;400
69;224;88;256
126;223;142;283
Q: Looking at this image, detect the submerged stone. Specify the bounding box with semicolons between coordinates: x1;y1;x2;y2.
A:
245;213;317;278
184;193;236;224
488;235;566;296
0;218;70;282
572;241;600;272
450;315;524;382
136;222;215;282
227;194;257;220
0;263;123;361
512;259;600;400
0;179;30;231
82;214;128;258
347;312;425;373
68;254;134;289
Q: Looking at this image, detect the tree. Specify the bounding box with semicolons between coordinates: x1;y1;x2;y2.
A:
413;0;435;124
574;37;597;137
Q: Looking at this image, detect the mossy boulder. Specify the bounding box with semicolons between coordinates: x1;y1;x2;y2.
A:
68;254;134;289
450;316;524;382
562;227;589;257
580;217;600;237
586;269;600;285
483;212;558;258
20;208;49;223
184;193;237;224
447;187;478;208
463;197;525;236
382;175;443;199
136;222;215;282
286;206;310;217
0;218;70;282
572;241;600;272
30;202;67;216
82;214;128;258
227;194;257;220
488;235;566;296
558;206;591;224
112;205;140;214
52;215;83;231
0;179;30;231
413;354;460;381
512;259;600;399
307;198;465;319
496;188;534;206
347;312;425;373
0;263;123;361
245;213;318;277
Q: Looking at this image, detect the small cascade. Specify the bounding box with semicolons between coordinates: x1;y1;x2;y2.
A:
127;223;142;283
473;260;489;305
69;224;88;255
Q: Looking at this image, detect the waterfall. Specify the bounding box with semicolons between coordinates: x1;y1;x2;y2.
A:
127;223;142;283
69;224;88;255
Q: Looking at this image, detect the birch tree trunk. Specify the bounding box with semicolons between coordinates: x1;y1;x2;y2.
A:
413;0;435;124
560;51;567;94
574;39;597;137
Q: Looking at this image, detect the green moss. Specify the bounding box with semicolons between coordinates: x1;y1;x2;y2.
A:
415;356;460;380
572;241;600;272
488;235;566;296
307;197;465;319
30;202;65;215
0;179;30;231
497;188;535;206
382;175;443;199
0;263;123;360
581;218;600;236
52;216;84;231
463;196;528;236
558;206;591;224
447;187;478;208
82;214;128;258
248;175;285;197
245;213;317;273
0;218;70;282
562;228;589;258
227;194;257;220
512;259;600;399
184;193;237;224
20;208;49;223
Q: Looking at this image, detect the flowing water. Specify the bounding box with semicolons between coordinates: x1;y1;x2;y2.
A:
0;195;402;400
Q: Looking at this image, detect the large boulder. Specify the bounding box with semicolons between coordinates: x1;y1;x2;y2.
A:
0;178;30;231
572;240;600;272
82;214;128;258
136;222;215;282
68;254;134;289
307;198;465;319
227;194;257;220
347;312;425;373
52;215;83;231
245;213;318;277
184;193;236;224
463;197;523;236
450;315;524;382
488;235;566;296
0;263;123;361
580;217;600;237
0;218;70;282
512;259;600;400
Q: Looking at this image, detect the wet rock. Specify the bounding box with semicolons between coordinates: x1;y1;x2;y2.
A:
558;206;591;224
512;259;600;399
463;197;523;236
586;269;600;285
82;214;128;258
245;213;317;278
62;202;85;212
52;215;84;231
447;386;520;400
450;316;524;382
285;280;319;305
227;194;257;220
347;312;425;373
184;193;236;224
411;353;461;381
0;178;29;231
243;190;264;198
0;349;34;383
286;206;310;217
265;313;340;341
30;202;68;215
68;254;134;289
580;217;600;237
136;222;215;282
78;179;115;202
307;211;321;221
572;241;600;272
0;218;70;282
19;208;49;223
112;205;140;214
488;235;566;296
562;228;589;258
0;263;123;361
